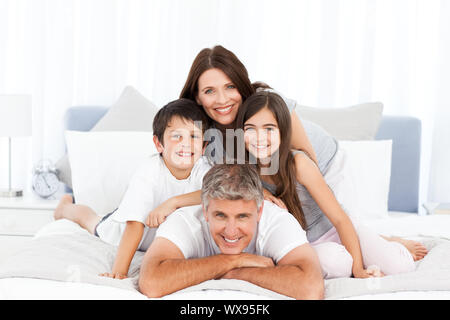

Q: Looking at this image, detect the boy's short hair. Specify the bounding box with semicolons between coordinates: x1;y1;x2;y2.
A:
153;98;210;145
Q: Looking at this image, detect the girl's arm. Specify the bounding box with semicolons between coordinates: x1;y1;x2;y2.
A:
290;112;318;165
294;153;372;278
263;187;287;209
100;221;145;279
146;190;201;227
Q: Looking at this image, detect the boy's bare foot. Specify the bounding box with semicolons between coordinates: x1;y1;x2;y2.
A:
54;194;74;220
386;236;428;261
52;196;100;234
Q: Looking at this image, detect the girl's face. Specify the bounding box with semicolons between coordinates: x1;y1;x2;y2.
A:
196;68;243;128
243;107;281;161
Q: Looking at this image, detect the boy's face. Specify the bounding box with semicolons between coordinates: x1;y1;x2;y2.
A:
153;116;205;173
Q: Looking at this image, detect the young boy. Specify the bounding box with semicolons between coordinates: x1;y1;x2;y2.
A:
54;98;211;279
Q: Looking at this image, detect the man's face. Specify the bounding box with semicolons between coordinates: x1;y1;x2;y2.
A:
203;198;263;255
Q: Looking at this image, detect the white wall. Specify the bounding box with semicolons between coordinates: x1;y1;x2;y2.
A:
0;0;449;203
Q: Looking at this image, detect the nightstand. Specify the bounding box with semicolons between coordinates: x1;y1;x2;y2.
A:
0;193;59;264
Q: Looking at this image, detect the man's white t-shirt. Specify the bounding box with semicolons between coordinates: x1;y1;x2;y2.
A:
96;154;212;251
155;200;308;263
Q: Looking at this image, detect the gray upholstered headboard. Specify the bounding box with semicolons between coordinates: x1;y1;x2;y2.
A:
375;116;421;213
64;107;421;213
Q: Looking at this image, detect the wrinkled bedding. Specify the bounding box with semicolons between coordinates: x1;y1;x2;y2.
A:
1;216;450;300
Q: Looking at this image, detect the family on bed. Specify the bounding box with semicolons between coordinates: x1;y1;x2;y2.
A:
53;45;428;300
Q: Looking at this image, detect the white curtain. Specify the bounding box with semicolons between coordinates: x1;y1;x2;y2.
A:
0;0;449;204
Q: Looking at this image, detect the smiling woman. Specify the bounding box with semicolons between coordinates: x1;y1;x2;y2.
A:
195;68;243;129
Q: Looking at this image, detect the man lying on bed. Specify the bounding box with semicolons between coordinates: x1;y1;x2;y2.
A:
138;164;324;300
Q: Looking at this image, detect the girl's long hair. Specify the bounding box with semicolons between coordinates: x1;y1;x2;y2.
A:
235;91;307;229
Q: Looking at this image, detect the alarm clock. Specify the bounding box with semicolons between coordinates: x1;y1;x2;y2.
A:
32;159;61;198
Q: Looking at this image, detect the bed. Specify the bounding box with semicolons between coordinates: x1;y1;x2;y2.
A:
1;103;450;301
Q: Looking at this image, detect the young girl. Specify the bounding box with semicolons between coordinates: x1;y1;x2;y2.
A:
235;90;428;279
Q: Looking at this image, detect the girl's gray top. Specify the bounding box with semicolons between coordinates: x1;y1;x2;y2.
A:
262;120;338;242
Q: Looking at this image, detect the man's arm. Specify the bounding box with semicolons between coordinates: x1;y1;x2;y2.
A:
138;237;274;298
221;244;324;300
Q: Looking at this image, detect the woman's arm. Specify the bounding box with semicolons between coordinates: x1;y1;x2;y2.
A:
290;112;318;165
101;221;144;279
294;153;372;278
146;190;202;227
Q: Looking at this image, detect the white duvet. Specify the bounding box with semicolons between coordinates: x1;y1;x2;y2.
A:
1;213;450;300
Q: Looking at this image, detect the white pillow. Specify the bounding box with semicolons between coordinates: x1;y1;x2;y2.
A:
324;140;392;220
65;130;157;216
57;86;159;189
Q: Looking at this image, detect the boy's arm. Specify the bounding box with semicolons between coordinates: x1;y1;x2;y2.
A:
146;190;201;227
170;189;202;208
138;237;274;298
221;244;324;300
100;221;144;279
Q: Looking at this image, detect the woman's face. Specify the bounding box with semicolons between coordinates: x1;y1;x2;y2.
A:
196;68;243;127
243;107;281;161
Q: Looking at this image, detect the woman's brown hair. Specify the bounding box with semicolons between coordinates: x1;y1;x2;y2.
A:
180;45;270;105
235;91;307;229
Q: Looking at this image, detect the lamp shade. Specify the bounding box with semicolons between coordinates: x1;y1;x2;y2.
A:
0;95;32;137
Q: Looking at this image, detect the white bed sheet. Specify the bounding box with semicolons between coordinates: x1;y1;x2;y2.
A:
1;212;449;300
0;278;278;300
2;278;450;300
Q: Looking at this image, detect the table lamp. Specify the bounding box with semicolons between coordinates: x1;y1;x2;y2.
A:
0;95;32;197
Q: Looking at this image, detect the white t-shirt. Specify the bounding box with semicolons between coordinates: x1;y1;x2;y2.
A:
96;154;212;251
155;200;308;263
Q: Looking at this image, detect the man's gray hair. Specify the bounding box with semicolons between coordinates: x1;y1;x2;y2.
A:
201;164;264;211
